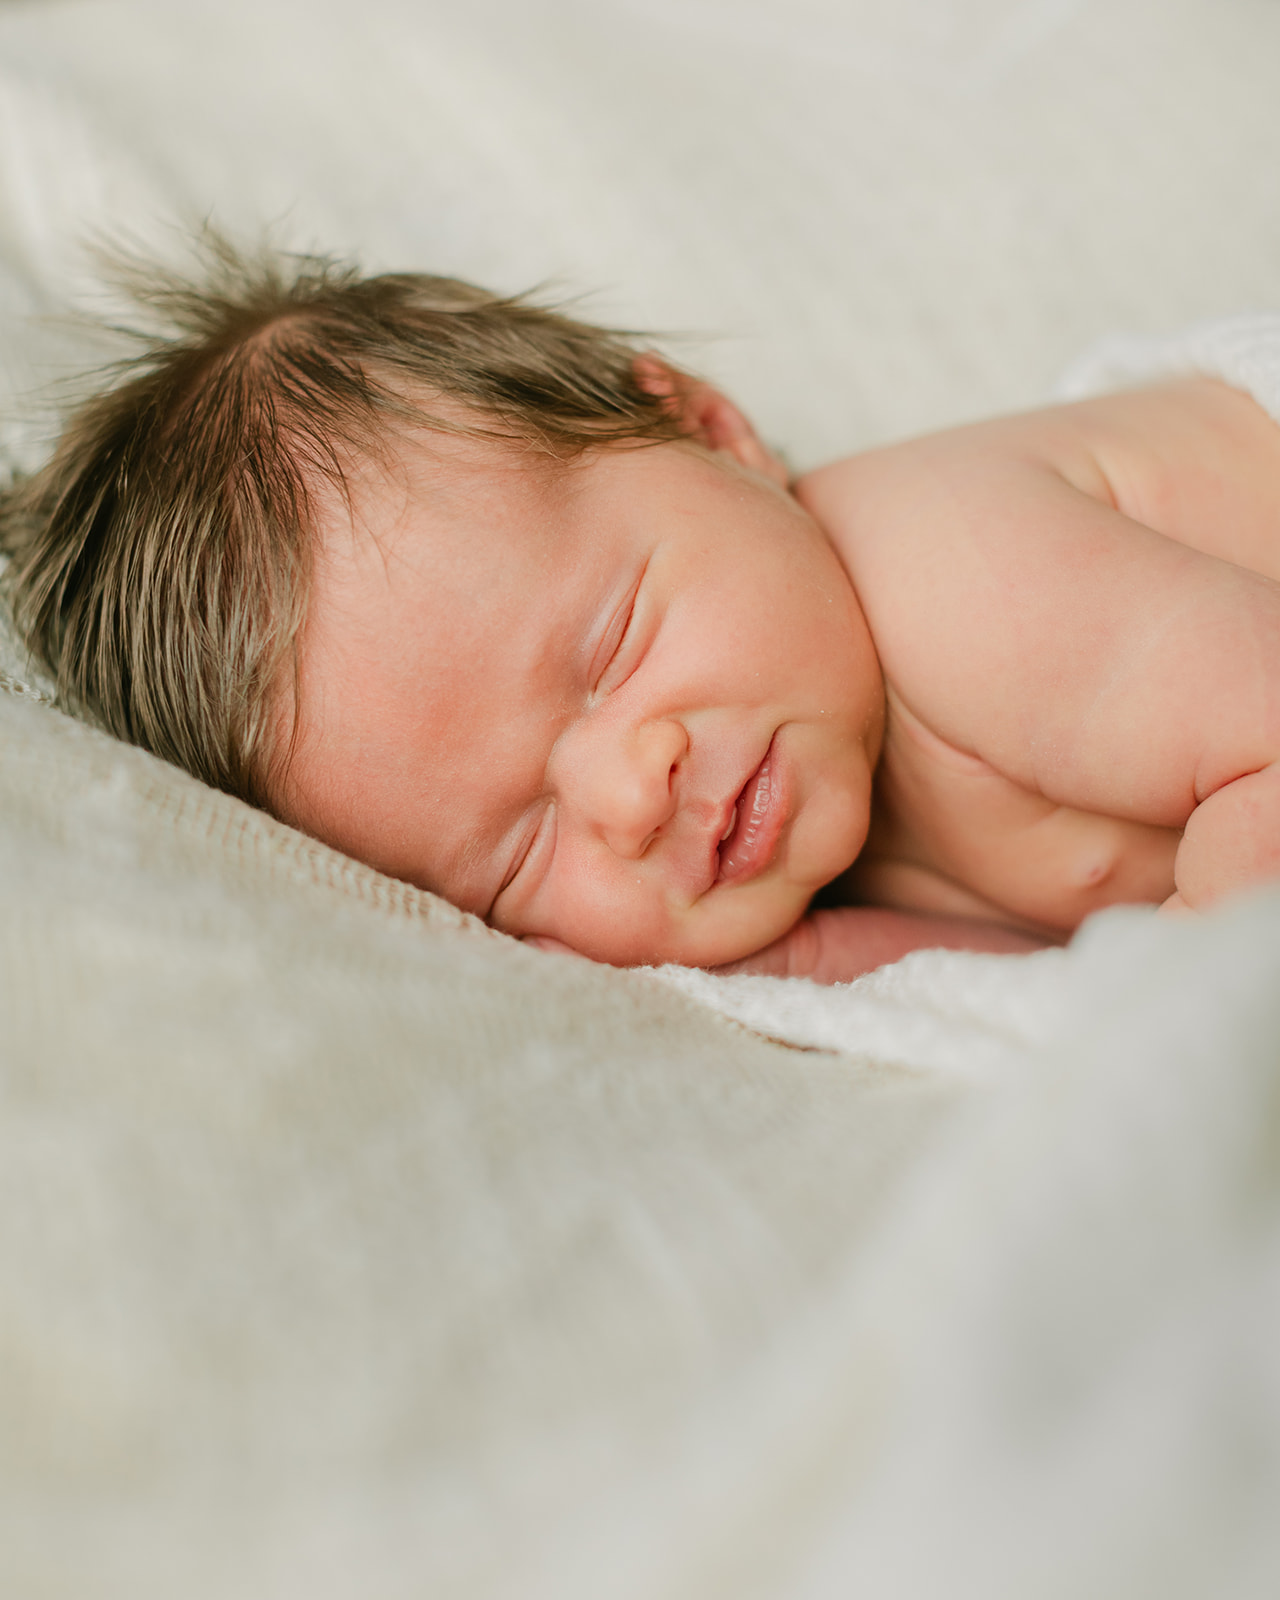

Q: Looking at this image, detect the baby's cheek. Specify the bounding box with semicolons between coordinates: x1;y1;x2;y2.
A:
685;888;812;967
530;852;811;969
787;771;873;888
535;882;690;967
522;862;669;965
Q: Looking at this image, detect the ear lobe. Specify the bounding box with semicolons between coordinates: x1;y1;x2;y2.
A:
632;355;789;486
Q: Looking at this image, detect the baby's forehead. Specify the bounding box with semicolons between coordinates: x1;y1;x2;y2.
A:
312;414;586;554
298;424;637;669
306;436;693;667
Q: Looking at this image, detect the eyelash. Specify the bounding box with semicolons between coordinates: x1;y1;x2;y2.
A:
594;592;642;694
492;804;553;915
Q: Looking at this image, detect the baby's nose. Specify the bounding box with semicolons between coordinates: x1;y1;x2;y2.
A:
562;717;688;857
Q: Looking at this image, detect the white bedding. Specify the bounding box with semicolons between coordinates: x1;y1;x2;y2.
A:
3;2;1280;1596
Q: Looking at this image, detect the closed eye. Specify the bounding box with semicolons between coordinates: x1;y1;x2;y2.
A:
489;803;556;923
591;565;649;695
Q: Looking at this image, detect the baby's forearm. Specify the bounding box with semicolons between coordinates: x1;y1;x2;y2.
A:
1173;759;1280;907
711;906;1053;984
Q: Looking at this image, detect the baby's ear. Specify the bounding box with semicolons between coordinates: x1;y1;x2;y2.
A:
631;355;789;485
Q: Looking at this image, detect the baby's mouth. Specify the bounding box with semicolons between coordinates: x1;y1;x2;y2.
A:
716;736;785;885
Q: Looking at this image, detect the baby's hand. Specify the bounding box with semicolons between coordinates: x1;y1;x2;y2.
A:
525;909;1051;985
1171;761;1280;912
710;906;1053;984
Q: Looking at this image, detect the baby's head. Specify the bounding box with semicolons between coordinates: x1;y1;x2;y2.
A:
1;242;883;965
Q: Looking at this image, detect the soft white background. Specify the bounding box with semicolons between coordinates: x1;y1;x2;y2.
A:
3;4;1280;1597
4;0;1280;468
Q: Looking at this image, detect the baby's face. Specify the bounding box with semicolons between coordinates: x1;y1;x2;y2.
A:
277;415;883;967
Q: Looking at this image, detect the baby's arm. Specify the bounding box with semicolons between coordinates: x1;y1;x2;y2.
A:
802;390;1280;928
711;905;1051;981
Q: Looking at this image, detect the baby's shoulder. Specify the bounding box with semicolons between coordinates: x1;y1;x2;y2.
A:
792;396;1111;585
795;376;1280;581
794;378;1280;817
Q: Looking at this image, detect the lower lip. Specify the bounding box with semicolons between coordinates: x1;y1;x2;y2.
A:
716;734;787;886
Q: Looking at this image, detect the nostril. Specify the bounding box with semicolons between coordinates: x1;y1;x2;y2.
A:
586;719;687;857
606;820;662;860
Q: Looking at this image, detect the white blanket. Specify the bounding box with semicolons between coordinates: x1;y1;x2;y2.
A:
4;2;1280;1596
1056;311;1280;423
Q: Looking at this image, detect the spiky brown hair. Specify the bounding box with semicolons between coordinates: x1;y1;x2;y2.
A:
0;235;685;806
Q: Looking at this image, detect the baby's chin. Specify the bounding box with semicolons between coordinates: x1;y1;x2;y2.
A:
555;895;811;970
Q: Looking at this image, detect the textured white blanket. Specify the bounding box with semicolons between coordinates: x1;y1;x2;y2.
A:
1056;311;1280;423
4;1;1280;1596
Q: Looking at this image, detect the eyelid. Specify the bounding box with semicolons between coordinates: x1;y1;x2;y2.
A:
591;564;649;693
489;802;555;922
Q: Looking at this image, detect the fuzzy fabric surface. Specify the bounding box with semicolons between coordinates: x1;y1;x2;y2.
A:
1056;312;1280;423
4;2;1280;1596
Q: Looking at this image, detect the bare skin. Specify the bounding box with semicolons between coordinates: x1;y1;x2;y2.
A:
760;374;1280;978
276;369;1280;983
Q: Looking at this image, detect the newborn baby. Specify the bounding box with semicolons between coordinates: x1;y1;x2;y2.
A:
5;245;1280;983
